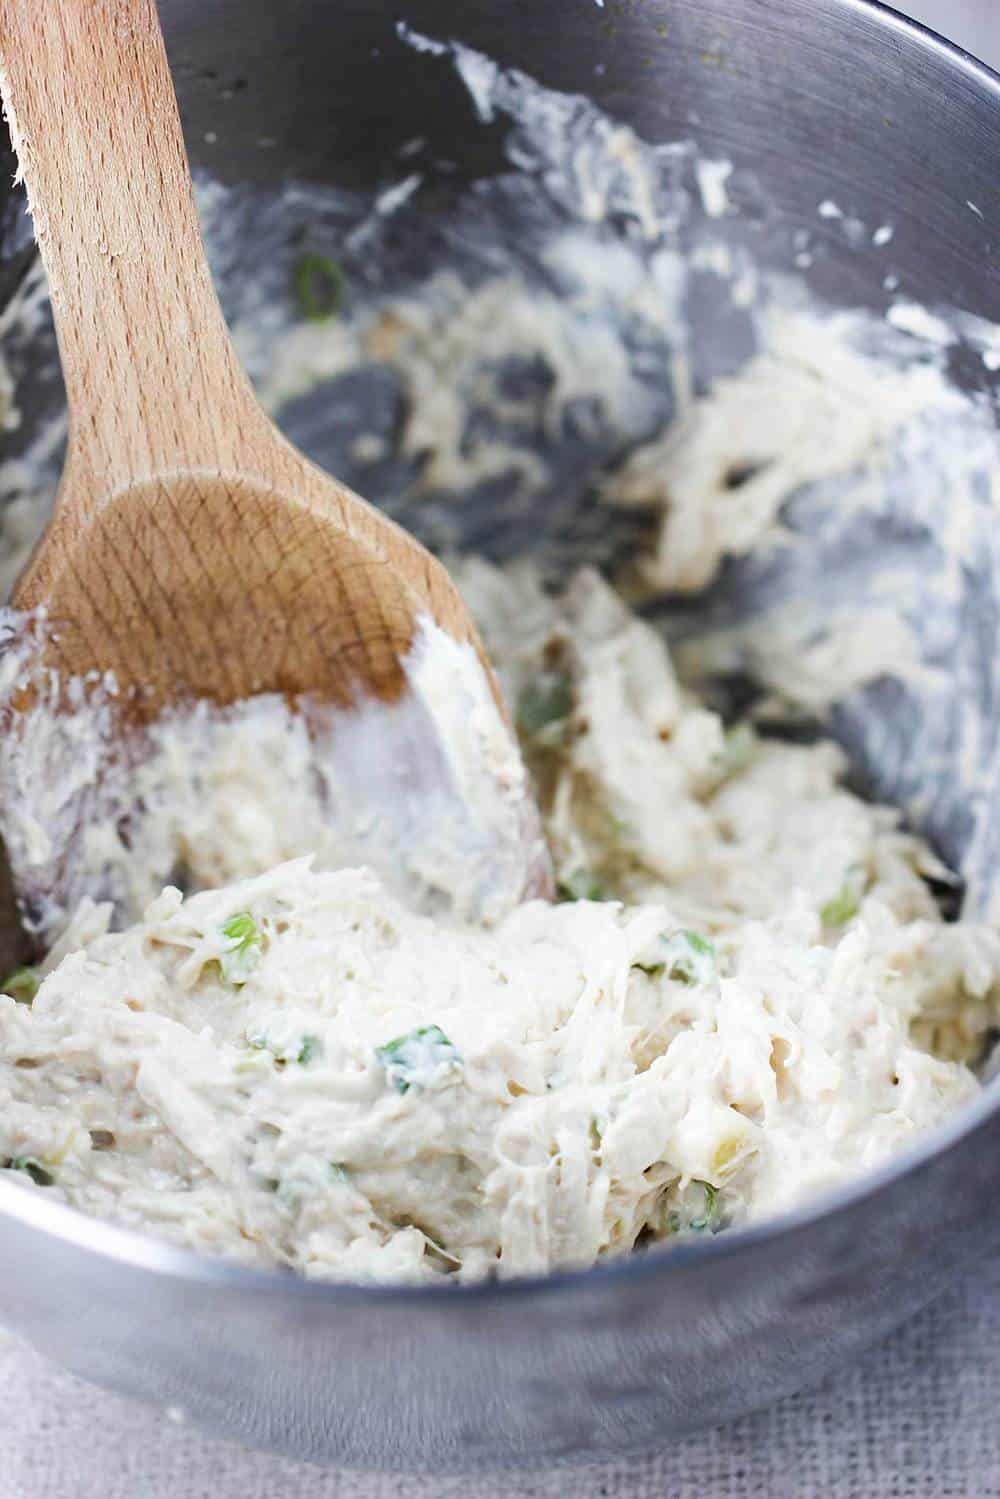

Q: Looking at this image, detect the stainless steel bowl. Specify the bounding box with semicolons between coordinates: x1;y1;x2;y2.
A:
0;0;998;1470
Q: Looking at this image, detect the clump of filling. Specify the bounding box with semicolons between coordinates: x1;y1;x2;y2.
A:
0;564;997;1283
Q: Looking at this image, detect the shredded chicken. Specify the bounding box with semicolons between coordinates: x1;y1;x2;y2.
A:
1;564;995;1283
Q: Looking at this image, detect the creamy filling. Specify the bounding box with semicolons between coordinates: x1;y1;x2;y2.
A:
0;562;996;1284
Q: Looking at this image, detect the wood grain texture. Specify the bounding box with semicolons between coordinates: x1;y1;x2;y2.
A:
0;0;487;713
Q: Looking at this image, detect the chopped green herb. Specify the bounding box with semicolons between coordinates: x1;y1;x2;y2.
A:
297;1033;321;1067
720;722;757;774
223;912;258;943
589;1116;604;1154
376;1024;462;1095
294;253;346;322
661;1180;720;1237
516;673;572;738
220;912;262;985
821;883;862;927
689;1180;718;1232
658;930;716;986
632;961;665;978
5;1156;54;1187
244;1029;305;1069
329;1162;349;1182
2;966;40;1005
556;870;606;903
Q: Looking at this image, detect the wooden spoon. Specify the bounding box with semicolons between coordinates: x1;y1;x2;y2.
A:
0;0;550;937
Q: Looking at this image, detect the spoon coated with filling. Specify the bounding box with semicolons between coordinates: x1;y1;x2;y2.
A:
0;0;551;941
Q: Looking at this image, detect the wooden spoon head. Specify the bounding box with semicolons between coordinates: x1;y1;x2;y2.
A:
13;468;468;710
1;459;552;942
0;0;550;945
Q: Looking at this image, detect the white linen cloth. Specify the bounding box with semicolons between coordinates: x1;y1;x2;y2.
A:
2;1256;1000;1498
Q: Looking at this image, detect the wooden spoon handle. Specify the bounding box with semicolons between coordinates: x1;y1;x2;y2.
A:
0;0;259;504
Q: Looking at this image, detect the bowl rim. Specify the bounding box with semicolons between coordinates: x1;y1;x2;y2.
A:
862;0;1000;92
2;0;1000;1312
